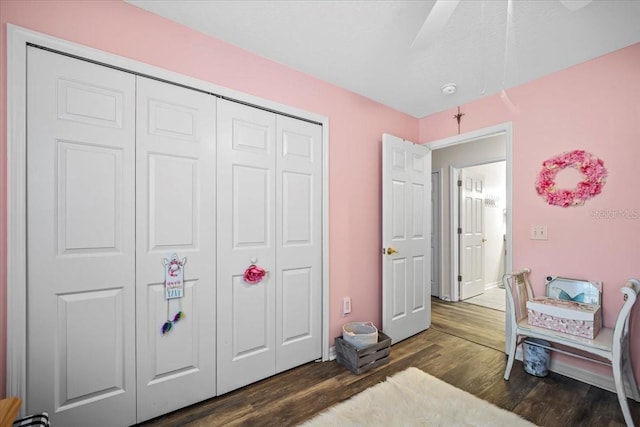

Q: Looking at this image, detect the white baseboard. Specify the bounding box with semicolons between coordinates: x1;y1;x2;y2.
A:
484;281;501;290
328;345;336;361
515;347;639;401
549;359;639;401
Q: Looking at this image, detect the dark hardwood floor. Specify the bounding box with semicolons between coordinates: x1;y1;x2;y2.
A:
139;298;639;426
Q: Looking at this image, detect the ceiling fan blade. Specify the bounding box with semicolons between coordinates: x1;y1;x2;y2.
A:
411;0;461;49
559;0;592;12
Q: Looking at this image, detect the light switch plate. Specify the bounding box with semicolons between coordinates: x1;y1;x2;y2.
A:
530;225;548;240
342;297;352;315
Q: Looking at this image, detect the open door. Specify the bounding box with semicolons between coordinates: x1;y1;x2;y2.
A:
459;169;485;300
382;134;431;344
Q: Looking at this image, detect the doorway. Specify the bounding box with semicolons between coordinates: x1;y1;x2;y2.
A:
428;123;512;351
429;124;511;302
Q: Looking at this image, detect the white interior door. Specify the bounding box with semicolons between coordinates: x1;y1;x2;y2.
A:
275;116;322;372
216;99;277;394
135;77;217;422
459;170;486;300
27;47;137;426
382;134;432;344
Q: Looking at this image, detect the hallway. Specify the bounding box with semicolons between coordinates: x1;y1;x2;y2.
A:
464;287;506;311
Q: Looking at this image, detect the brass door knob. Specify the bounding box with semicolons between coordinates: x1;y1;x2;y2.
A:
387;247;398;255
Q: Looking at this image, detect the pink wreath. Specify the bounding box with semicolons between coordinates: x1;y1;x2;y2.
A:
535;150;607;207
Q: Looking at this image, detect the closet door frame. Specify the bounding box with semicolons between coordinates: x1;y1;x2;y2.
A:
6;24;330;407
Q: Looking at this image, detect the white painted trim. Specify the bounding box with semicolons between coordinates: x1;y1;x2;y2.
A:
516;347;638;401
431;169;442;299
449;166;460;302
6;23;29;403
328;345;337;362
6;24;332;403
504;124;514;354
322;122;331;363
484;281;502;290
427;122;512;150
437;168;445;299
550;359;640;401
505;123;513;278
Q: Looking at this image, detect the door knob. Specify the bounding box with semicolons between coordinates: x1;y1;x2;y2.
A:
482;238;487;242
387;247;398;255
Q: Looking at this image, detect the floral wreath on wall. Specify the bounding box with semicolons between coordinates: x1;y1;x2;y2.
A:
535;150;607;207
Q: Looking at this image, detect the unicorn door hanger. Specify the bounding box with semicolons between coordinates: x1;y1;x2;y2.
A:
161;253;187;335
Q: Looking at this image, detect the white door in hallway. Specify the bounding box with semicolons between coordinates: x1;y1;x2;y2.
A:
135;77;217;422
27;47;137;426
216;100;322;394
382;134;432;344
459;170;486;300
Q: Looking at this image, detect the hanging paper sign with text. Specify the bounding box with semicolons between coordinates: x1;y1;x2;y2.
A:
163;253;187;300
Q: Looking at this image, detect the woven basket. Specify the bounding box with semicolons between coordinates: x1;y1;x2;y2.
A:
342;321;378;348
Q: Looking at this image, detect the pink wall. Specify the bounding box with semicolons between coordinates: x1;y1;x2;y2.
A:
421;42;640;379
0;0;419;397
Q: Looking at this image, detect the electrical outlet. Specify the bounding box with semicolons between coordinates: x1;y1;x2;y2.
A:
539;225;547;240
530;225;548;240
342;297;351;315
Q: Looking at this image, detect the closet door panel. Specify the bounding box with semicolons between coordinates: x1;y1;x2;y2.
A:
217;99;276;394
26;47;136;427
148;155;197;247
60;143;121;251
233;165;270;246
136;77;216;422
275;116;323;372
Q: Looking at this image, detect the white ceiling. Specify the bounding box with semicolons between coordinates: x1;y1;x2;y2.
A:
125;0;640;118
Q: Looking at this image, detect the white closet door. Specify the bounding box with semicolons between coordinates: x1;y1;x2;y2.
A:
27;47;136;426
135;77;216;422
216;99;277;394
275;116;322;372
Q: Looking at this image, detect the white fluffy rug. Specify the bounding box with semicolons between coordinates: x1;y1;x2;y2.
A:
301;367;536;426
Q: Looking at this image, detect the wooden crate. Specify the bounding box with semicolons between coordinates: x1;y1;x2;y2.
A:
335;331;391;374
